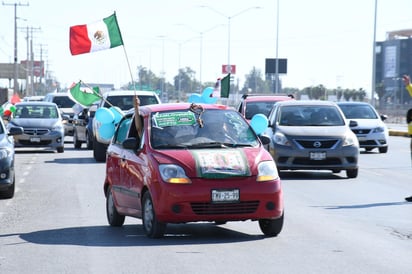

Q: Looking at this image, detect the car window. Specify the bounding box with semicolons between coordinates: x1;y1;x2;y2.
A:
104;95;159;110
279;105;344;126
15;105;59;119
52;96;75;108
339;105;378;119
114;117;132;145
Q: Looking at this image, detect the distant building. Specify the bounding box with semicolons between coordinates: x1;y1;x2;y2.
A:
375;29;412;104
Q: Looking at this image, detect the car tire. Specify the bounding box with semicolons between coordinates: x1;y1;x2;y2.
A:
106;187;125;226
378;146;388;153
259;212;284;237
142;192;166;238
73;130;82;149
93;138;107;162
346;168;358;178
86;131;93;150
57;146;64;153
0;174;15;199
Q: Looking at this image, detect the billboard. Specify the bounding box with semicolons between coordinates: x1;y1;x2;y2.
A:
265;58;287;74
222;65;236;74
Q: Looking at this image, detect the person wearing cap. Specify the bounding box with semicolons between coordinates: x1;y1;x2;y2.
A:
402;75;412;202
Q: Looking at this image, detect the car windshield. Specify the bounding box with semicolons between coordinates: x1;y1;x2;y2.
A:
104;95;158;111
339;104;378;119
53;96;75;108
150;108;259;149
15;105;59;119
245;101;277;119
279;105;345;126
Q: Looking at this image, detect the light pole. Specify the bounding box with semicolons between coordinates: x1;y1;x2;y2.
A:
199;5;261;75
371;0;378;107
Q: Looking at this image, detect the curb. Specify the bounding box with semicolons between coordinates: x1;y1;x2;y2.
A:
389;130;410;137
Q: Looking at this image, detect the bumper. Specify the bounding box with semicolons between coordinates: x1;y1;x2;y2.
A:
271;145;358;171
356;132;388;148
0;158;14;189
14;131;65;149
151;178;284;223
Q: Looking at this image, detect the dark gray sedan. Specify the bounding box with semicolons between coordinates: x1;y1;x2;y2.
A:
7;102;65;153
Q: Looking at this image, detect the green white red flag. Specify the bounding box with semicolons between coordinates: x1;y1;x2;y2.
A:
69;13;123;55
68;81;101;107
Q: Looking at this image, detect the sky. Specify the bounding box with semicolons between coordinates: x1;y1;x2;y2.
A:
1;0;412;97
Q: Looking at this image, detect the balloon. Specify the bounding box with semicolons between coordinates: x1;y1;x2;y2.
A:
98;122;115;140
3;109;11;116
110;106;124;124
201;87;214;99
203;95;218;104
188;93;202;103
250;114;268;135
95;107;114;124
9;105;16;113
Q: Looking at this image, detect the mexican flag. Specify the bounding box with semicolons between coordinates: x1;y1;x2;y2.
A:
220;73;231;98
69;81;101;107
69;13;123;56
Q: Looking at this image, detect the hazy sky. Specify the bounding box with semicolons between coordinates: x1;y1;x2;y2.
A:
1;0;411;96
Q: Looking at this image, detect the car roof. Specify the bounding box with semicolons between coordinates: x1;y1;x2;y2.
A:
336;101;372;106
15;101;58;107
103;90;158;97
136;103;233;116
45;92;70;97
276;100;338;107
242;94;294;102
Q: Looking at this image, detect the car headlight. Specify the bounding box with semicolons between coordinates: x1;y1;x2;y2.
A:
343;134;359;147
273;131;291;146
0;148;12;160
257;161;279;182
159;164;191;184
372;126;385;133
52;122;64;131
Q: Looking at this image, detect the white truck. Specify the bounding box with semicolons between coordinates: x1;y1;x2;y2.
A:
92;90;161;162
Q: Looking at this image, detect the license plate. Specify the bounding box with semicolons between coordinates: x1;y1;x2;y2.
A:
30;137;41;143
211;189;239;203
310;152;326;160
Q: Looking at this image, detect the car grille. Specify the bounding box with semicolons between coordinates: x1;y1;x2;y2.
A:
352;128;372;134
23;128;50;135
19;140;52;146
191;201;259;215
294;139;339;149
293;158;342;165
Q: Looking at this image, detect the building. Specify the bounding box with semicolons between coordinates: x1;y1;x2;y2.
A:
375;29;412;105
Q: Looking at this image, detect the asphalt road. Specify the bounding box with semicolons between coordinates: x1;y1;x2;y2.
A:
0;136;411;274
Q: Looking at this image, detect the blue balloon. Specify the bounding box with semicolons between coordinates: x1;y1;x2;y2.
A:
98;122;115;140
203;95;218;104
95;107;114;124
188;93;202;103
110;106;124;124
250;114;268;135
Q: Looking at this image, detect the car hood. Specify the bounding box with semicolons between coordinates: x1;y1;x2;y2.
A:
59;108;75;115
151;147;268;178
0;133;12;148
278;125;350;136
10;118;60;128
347;119;386;129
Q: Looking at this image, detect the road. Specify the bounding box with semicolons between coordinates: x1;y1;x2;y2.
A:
1;136;411;274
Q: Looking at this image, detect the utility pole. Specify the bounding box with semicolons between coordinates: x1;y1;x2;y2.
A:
3;1;29;96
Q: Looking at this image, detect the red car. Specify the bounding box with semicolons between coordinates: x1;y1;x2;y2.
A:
104;103;284;238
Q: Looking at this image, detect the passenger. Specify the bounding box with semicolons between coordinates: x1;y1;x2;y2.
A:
401;75;412;202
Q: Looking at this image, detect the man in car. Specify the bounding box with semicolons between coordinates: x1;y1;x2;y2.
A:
402;75;412;202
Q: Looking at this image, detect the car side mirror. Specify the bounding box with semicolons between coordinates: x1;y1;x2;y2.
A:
8;126;23;136
122;137;139;150
349;120;358;127
259;134;271;145
380;114;387;121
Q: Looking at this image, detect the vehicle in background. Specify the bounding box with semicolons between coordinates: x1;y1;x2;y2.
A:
0;120;23;199
265;100;359;178
44;92;76;136
104;103;283;238
72;103;98;150
92;90;161;162
23;95;44;102
337;102;389;153
7;102;65;153
236;94;295;121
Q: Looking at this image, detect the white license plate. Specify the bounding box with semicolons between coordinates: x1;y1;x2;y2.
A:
212;189;239;203
310;152;326;160
30;137;41;143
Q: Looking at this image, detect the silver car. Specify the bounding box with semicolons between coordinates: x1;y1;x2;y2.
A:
7;102;65;153
265;100;359;178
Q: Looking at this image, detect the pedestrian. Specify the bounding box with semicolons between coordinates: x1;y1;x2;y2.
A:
402;75;412;202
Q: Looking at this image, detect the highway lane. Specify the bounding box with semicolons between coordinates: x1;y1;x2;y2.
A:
0;136;411;274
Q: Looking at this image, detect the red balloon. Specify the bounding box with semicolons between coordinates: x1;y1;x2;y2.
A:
4;109;11;116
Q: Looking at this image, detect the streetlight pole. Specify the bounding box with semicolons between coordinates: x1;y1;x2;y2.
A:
199;5;261;74
371;0;378;107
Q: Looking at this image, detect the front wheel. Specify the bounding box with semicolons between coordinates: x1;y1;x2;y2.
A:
346;168;358;178
73;130;82;149
259;212;284;237
0;174;15;199
106;187;125;226
378;146;388;153
142;192;166;238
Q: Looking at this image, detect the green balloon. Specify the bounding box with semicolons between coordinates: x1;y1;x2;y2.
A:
9;105;16;113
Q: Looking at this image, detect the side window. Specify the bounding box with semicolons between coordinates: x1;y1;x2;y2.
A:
114;117;132;145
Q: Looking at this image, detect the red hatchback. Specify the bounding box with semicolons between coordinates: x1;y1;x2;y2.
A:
104;103;284;238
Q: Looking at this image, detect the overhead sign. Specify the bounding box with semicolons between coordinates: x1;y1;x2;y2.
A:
265;58;287;74
222;65;236;74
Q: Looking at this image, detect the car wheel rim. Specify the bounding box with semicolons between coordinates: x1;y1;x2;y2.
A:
144;198;154;231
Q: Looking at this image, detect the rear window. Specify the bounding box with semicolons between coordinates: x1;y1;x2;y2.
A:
104;95;159;110
52;96;75;108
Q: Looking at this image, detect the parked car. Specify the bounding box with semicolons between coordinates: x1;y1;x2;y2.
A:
265;100;359;178
104;103;284;238
44;92;76;136
0;120;23;199
72;103;98;149
236;94;294;121
7;102;65;153
93;90;161;162
337;102;389;153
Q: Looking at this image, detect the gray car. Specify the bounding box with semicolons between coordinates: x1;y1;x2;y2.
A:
7;102;65;153
265;100;359;178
